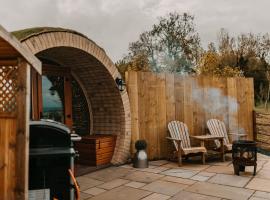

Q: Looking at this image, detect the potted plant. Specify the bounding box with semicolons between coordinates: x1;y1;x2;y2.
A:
133;140;148;168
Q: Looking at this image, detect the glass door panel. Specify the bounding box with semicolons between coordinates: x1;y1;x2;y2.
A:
42;75;65;123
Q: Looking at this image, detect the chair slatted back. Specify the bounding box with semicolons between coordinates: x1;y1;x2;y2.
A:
207;119;230;148
168;121;191;151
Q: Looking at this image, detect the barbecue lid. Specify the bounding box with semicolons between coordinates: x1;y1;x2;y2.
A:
29;120;72;148
29;147;76;157
30;119;71;133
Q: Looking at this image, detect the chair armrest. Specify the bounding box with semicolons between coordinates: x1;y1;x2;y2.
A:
189;136;202;140
228;133;247;137
166;137;181;141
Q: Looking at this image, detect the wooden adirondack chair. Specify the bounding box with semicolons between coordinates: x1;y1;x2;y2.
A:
207;119;247;153
167;121;207;166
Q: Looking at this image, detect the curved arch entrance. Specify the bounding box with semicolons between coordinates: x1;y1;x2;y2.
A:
13;28;131;164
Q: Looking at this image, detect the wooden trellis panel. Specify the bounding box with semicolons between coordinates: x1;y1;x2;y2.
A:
0;65;18;115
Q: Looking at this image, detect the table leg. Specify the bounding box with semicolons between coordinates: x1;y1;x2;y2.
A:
220;139;225;162
200;140;205;147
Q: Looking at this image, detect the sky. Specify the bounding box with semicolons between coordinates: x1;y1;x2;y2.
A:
0;0;270;62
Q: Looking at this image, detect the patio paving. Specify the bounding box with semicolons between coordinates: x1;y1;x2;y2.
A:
185;182;254;200
141;180;188;195
78;153;270;200
207;174;251;187
124;171;164;183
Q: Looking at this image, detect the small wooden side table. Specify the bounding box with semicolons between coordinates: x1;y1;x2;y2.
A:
191;135;225;162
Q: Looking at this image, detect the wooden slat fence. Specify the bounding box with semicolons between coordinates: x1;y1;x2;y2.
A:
255;112;270;150
126;71;255;159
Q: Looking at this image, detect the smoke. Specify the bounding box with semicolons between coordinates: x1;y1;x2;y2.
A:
192;86;238;115
191;80;243;138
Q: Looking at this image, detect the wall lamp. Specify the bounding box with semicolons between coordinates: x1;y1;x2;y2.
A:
115;77;126;92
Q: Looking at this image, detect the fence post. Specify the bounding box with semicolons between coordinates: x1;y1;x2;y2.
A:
252;110;257;141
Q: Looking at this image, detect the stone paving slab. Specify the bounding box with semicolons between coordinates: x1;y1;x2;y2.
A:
185;182;254;200
142;180;188;196
239;166;260;176
170;190;221;200
83;187;106;196
85;167;133;182
148;165;158;169
80;192;93;200
249;197;269;200
76;176;104;191
227;163;261;175
89;186;151;200
207;161;232;166
124;171;164;183
252;191;270;199
125;181;146;188
161;176;196;185
208;174;251;187
256;168;270;179
263;161;270;168
139;166;169;173
191;174;210;182
205;165;234;175
196;171;216;177
256;160;268;167
162;163;180;168
161;168;198;178
141;193;170;200
120;164;133;169
257;154;270;161
97;178;130;190
246;177;270;192
149;160;169;166
179;164;210;171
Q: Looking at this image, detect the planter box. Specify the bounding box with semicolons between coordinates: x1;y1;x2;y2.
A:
75;134;116;166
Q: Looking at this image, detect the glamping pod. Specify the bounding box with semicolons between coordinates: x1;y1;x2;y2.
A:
12;27;131;166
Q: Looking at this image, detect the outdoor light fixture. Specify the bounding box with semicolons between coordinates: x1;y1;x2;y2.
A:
115;77;126;92
49;85;57;96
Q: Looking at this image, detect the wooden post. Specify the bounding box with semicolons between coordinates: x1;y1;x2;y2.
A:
253;110;257;141
127;71;140;155
15;58;30;200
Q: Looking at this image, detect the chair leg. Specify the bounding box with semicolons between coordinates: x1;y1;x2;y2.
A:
177;140;182;166
202;152;206;165
220;139;225;162
253;164;257;176
177;150;182;166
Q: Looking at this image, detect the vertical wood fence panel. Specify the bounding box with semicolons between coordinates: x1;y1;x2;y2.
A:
127;71;255;159
0;60;31;200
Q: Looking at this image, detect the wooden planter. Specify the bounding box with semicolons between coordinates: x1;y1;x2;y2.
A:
75;134;116;166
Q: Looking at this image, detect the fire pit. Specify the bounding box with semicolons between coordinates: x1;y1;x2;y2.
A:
232;140;257;176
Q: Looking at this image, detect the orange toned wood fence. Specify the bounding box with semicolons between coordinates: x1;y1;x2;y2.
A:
254;111;270;151
126;71;254;159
